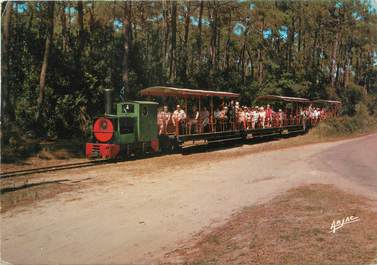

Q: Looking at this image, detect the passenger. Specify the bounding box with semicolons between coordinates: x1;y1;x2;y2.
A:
309;104;314;114
313;108;319;125
259;106;266;128
157;105;171;135
238;107;246;130
235;102;241;129
320;108;325;120
308;104;314;124
235;101;240;112
289;112;294;125
172;105;186;134
253;106;259;129
214;107;221;131
246;107;252;129
278;109;284;127
200;107;210;133
300;107;306;126
228;102;235;130
271;110;278;127
235;104;240;129
243;107;249;129
266;104;273;127
305;108;310;120
188;106;199;134
220;106;228;130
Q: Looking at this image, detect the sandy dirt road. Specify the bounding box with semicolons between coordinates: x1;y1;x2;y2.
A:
1;134;376;264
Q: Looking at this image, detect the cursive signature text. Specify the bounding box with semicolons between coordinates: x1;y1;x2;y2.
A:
330;215;360;233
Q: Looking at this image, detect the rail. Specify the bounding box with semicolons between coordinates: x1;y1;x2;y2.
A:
0;159;113;179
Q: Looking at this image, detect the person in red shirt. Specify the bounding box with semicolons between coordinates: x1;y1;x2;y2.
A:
266;104;273;127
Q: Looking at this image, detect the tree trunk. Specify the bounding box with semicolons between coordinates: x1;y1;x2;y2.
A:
1;1;14;123
37;2;55;120
75;1;85;88
297;16;302;53
162;0;170;71
225;13;232;70
27;3;34;33
88;1;95;33
208;2;217;74
216;22;221;71
330;31;340;88
182;3;191;81
241;26;249;83
122;1;131;96
77;1;85;60
197;0;204;64
60;2;68;52
169;1;177;81
287;17;295;73
241;43;246;82
246;46;254;80
257;47;263;83
343;47;351;88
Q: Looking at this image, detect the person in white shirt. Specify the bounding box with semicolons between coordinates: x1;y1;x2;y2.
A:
172;105;186;134
313;109;318;120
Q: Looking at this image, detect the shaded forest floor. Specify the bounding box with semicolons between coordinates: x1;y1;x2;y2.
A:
1;137;85;169
163;184;377;265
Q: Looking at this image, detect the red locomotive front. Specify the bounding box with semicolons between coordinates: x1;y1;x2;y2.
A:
86;117;120;159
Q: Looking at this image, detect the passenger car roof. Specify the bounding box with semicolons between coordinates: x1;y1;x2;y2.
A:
311;99;341;105
128;100;159;105
140;86;239;98
256;95;310;103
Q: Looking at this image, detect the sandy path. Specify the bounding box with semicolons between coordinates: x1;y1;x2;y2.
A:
1;134;376;264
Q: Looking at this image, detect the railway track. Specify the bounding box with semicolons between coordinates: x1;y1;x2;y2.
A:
0;159;113;179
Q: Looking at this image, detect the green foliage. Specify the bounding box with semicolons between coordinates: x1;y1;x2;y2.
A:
310;103;377;138
339;83;366;116
366;94;377;116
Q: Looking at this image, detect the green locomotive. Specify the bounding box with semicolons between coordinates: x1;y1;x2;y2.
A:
86;89;159;158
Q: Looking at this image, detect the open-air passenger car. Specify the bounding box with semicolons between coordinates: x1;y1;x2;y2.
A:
140;87;311;148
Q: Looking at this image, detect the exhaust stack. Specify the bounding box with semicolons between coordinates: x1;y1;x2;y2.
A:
104;89;113;115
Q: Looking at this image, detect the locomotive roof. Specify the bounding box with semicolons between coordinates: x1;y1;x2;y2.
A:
128;100;159;105
140;86;240;98
311;99;341;105
256;95;310;103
